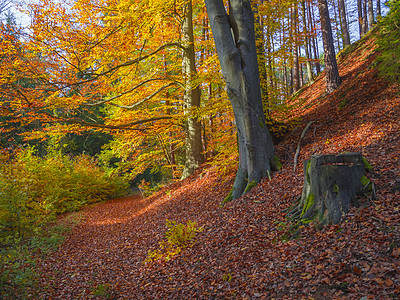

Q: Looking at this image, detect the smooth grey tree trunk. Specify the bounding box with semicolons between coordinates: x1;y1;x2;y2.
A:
317;0;340;93
204;0;277;201
181;0;204;179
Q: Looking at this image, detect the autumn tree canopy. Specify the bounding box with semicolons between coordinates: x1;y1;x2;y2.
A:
0;0;383;195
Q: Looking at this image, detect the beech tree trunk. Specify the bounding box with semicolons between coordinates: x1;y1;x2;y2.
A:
317;0;340;93
181;0;204;179
293;153;373;225
204;0;278;201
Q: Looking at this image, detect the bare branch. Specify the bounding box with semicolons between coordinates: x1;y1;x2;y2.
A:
81;42;184;79
109;82;177;110
84;77;167;107
42;115;173;131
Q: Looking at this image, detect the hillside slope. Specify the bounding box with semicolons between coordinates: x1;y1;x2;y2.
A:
36;30;399;299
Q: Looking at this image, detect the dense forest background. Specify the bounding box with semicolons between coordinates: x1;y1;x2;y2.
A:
1;0;399;298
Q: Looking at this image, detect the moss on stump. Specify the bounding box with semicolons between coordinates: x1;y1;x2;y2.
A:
291;153;374;225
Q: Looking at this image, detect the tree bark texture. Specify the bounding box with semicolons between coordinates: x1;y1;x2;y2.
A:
317;0;340;93
181;0;204;179
296;153;373;225
204;0;277;200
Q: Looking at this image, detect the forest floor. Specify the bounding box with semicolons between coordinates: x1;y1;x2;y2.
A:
35;31;399;299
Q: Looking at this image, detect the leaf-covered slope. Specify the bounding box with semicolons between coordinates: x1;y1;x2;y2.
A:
36;29;400;299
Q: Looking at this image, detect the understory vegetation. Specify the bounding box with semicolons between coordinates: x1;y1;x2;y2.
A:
377;0;400;83
0;145;128;297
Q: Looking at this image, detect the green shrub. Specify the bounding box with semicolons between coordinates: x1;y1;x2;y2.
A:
377;0;400;82
145;220;204;262
0;145;128;297
0;146;128;242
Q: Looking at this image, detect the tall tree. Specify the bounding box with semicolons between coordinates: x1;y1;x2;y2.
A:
181;0;204;179
367;0;374;26
291;3;300;93
317;0;340;93
204;0;277;200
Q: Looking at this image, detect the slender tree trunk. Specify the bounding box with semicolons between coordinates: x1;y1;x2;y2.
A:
367;0;374;26
309;0;321;74
163;55;176;178
204;0;277;200
267;32;275;90
292;3;300;93
338;0;351;46
363;0;369;34
357;0;363;37
331;0;341;52
181;0;204;179
301;0;314;83
377;0;381;17
317;0;341;93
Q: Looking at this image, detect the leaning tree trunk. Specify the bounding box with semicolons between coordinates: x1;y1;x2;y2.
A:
317;0;340;93
291;153;373;225
204;0;279;201
181;0;204;179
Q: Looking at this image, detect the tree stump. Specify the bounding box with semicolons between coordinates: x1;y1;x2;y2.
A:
293;153;373;225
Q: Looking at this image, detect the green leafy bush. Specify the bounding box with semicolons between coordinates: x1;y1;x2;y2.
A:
0;146;128;242
145;220;204;262
377;0;400;82
0;145;128;297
